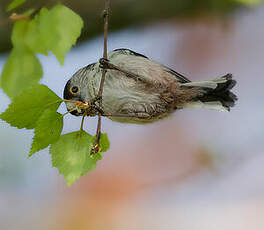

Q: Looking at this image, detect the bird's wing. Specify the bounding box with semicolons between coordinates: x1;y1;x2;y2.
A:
162;66;191;83
108;49;191;84
111;48;149;59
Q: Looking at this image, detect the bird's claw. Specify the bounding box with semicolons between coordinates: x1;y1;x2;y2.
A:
99;58;110;69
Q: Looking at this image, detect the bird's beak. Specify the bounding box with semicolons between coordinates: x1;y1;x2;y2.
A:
65;99;86;116
63;80;86;116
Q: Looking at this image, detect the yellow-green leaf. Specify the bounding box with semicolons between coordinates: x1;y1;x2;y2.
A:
81;151;102;176
10;5;83;62
7;0;26;12
0;46;43;98
81;133;109;175
98;133;110;152
11;10;49;55
0;84;62;129
39;4;83;65
29;110;63;157
50;130;100;186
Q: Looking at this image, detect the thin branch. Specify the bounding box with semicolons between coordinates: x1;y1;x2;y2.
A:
0;8;42;25
0;13;27;25
92;0;110;154
97;0;110;100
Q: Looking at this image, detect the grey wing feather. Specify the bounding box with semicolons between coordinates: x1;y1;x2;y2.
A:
108;49;191;83
110;49;191;84
113;48;149;59
163;67;191;83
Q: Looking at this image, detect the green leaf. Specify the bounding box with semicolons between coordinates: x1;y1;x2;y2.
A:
23;8;35;17
39;4;83;64
98;133;110;152
50;130;100;186
81;151;102;176
11;11;49;55
11;20;30;47
0;84;62;129
26;8;49;55
29;110;63;157
0;46;43;98
7;0;26;12
81;133;109;175
10;5;83;64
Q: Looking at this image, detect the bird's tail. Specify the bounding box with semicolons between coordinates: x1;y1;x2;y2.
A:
181;74;237;112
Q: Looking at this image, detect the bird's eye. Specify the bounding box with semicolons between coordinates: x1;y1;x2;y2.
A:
70;86;79;94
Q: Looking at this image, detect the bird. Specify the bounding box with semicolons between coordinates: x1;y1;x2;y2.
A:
63;48;237;124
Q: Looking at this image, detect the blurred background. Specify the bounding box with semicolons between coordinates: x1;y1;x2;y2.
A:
1;0;264;229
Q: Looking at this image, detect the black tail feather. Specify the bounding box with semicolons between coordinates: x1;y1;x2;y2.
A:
197;74;238;111
213;74;237;92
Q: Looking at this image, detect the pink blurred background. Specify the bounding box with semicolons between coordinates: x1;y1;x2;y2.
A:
1;3;264;230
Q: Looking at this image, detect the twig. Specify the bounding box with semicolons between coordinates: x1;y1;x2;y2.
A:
0;13;27;25
0;7;42;25
91;0;110;154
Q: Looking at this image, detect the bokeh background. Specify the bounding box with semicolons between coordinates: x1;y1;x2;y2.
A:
1;0;264;229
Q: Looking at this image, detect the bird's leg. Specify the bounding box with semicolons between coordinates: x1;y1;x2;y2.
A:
99;57;138;78
93;104;105;115
79;95;103;116
99;58;147;83
99;58;111;69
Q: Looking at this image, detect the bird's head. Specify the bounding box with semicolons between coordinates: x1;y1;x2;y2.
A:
63;65;95;116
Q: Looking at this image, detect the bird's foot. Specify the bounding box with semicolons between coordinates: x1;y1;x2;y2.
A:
99;58;111;69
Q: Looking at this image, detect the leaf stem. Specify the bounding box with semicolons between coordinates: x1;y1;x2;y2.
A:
43;100;63;110
80;113;86;131
61;108;77;117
